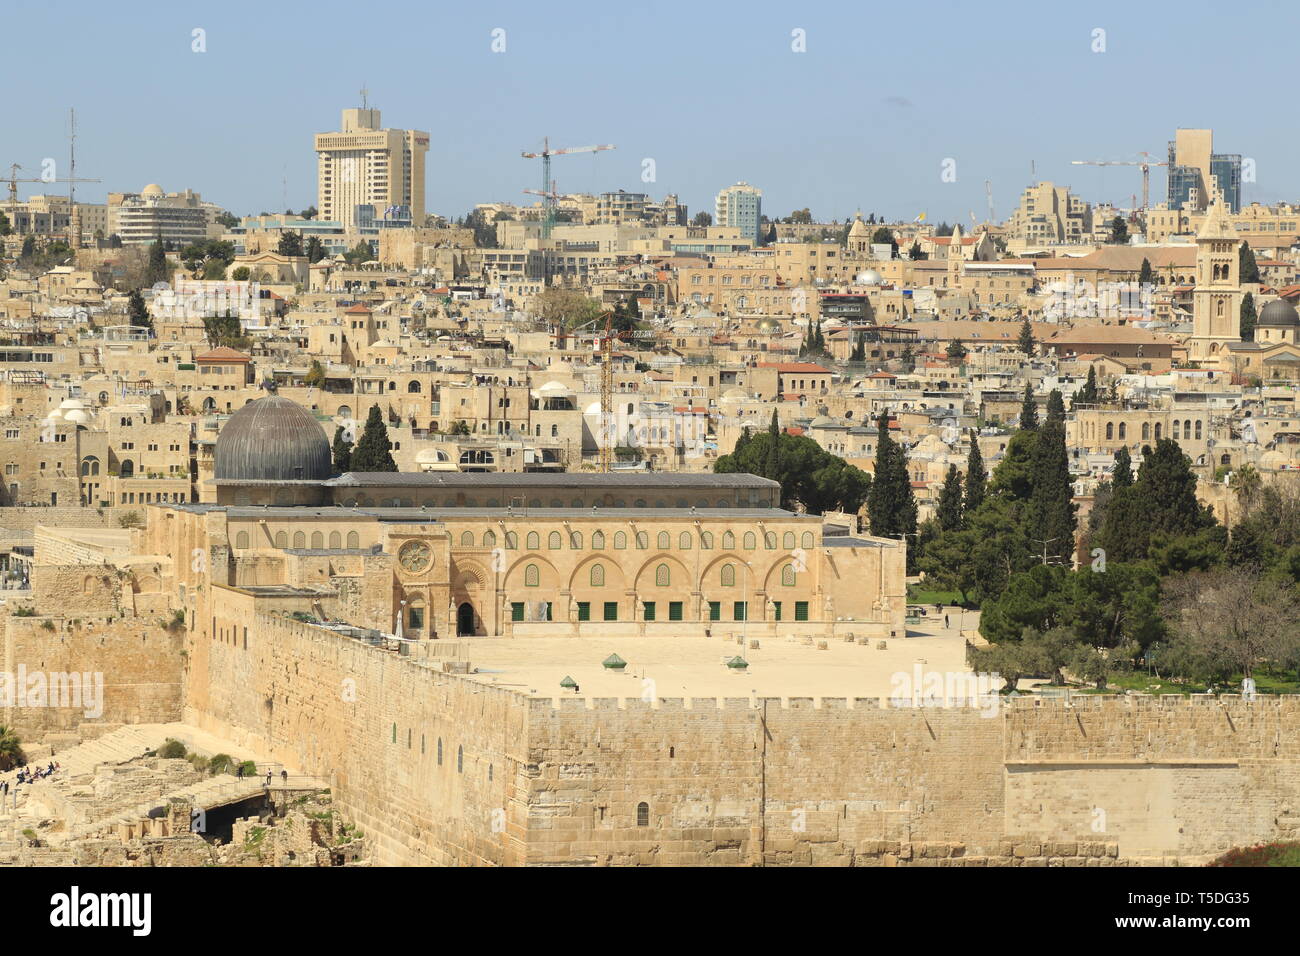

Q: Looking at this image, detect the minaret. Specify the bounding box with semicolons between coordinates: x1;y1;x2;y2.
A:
1188;197;1241;362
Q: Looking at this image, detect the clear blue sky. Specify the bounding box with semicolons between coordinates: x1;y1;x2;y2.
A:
4;0;1295;223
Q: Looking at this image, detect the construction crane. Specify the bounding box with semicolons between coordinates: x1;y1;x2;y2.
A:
597;310;615;473
985;180;995;223
1;163;97;206
1071;153;1168;211
521;138;614;239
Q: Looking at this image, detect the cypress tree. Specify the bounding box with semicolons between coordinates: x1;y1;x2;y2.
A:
964;430;986;514
1026;419;1076;560
1138;257;1154;287
764;410;781;479
332;425;354;474
1017;319;1034;356
1240;242;1260;284
936;464;964;532
1136;438;1214;539
869;411;913;537
1240;292;1256;342
350;405;397;472
145;237;169;286
1019;383;1038;430
1074;365;1099;406
127;289;152;329
1045;389;1065;428
1112;446;1132;489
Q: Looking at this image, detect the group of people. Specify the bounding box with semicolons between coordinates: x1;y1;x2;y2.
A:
14;762;57;785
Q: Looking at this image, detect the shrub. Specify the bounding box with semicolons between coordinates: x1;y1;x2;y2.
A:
117;511;142;529
207;753;236;775
13;607;36;617
157;738;187;759
1209;842;1300;867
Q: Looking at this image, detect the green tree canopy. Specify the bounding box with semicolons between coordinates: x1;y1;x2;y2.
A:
332;425;353;474
350;406;397;472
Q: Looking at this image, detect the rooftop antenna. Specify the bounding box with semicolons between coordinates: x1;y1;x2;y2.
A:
61;108;101;249
360;84;370;109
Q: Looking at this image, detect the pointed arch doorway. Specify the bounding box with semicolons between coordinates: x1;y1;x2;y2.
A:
457;602;476;636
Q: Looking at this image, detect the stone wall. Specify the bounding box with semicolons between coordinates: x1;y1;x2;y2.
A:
178;611;1300;866
0;615;184;738
183;613;531;866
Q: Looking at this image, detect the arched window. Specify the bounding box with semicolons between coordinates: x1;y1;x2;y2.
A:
1154;423;1162;441
592;531;605;549
526;531;540;550
1106;422;1113;440
782;564;796;587
570;531;582;549
1118;423;1127;440
1173;420;1181;439
483;530;496;547
590;564;605;587
636;802;649;827
461;530;474;546
764;532;777;550
636;531;649;549
721;564;736;587
657;531;671;550
120;459;134;478
328;531;341;549
743;532;756;550
1141;422;1150;440
700;531;714;549
722;531;735;549
292;531;305;549
655;564;670;587
614;531;627;549
1185;419;1192;438
1195;421;1202;439
801;531;815;549
679;531;692;550
783;531;796;550
505;531;518;549
548;531;562;550
274;531;288;548
346;531;360;549
524;564;540;587
235;531;249;549
407;381;421;393
311;531;323;548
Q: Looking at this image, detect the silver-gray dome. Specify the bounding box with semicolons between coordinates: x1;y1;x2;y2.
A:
1258;299;1300;328
214;395;332;482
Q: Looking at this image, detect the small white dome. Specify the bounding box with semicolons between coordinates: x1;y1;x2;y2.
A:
141;183;164;198
64;409;91;424
855;269;884;286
